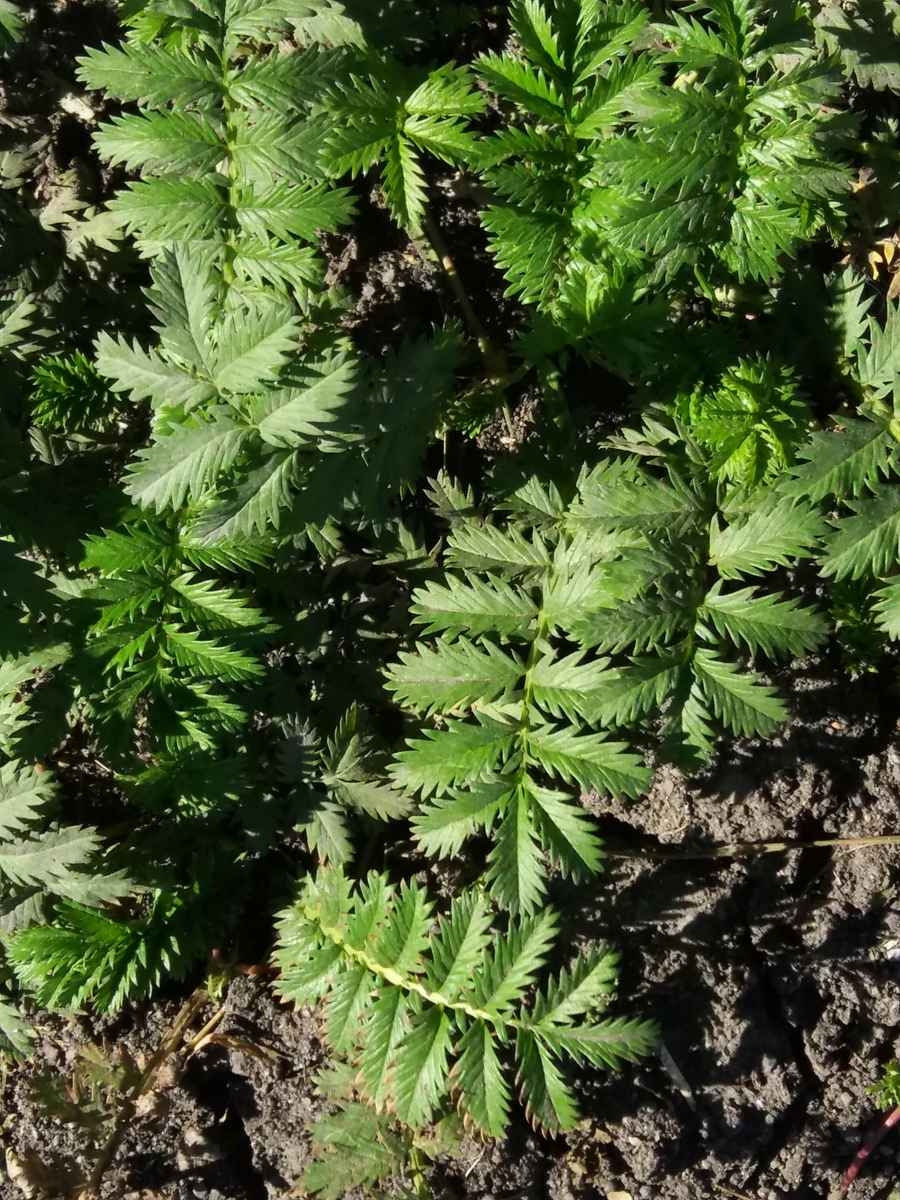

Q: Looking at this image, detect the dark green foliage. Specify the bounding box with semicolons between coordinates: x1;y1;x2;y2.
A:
2;0;897;1167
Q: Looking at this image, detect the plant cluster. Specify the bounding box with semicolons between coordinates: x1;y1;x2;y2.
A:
1;0;899;1174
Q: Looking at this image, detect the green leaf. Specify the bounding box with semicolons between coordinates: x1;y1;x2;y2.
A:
235;181;355;243
412;780;508;857
191;450;296;541
93;111;224;174
0;997;33;1058
125;414;250;513
454;1021;510;1137
474;908;559;1016
393;1006;452;1127
572;461;699;532
360;988;409;1107
515;1030;578;1132
94;334;213;409
385;638;522;716
382;132;428;231
786;418;899;502
486;784;545;915
0;761;55;837
77;42;223;106
692;648;786;738
110;178;226;243
874;578;900;639
212;302;299;393
699;583;827;657
374;880;432;977
254;355;356;447
477;53;566;123
326;963;372;1053
426;892;492;1001
710;496;825;579
446;524;550;574
390;716;518;799
820;491;900;581
410;575;537;637
530;650;611;724
529;782;603;880
583;656;683;725
527;724;650;798
532;947;619;1026
163;625;263;681
537;1016;658;1068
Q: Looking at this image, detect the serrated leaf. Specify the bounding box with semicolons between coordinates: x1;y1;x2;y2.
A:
515;1030;578;1132
410;575;537;637
785;418;899;502
212;302;299;393
530;650;611;723
527;724;650;798
427;892;492;1001
385;638;522;716
412;780;508;858
454;1021;510;1137
393;1006;452;1127
254;355;356;447
390;717;518;799
710;496;825;579
583;655;683;725
820;491;900;581
486;784;545;915
77;42;223;106
0;761;55;837
94;111;224;174
699;583;826;657
474;908;558;1016
446;524;550;574
692;648;786;738
360;987;409;1107
874;578;900;639
125;414;250;513
94;333;213;409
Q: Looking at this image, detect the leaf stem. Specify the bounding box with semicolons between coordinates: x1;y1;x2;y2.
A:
416;210;517;442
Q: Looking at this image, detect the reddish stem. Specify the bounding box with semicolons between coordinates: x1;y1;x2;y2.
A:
841;1105;900;1193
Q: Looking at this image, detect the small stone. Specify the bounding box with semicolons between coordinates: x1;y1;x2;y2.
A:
607;1192;633;1200
176;1126;223;1173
